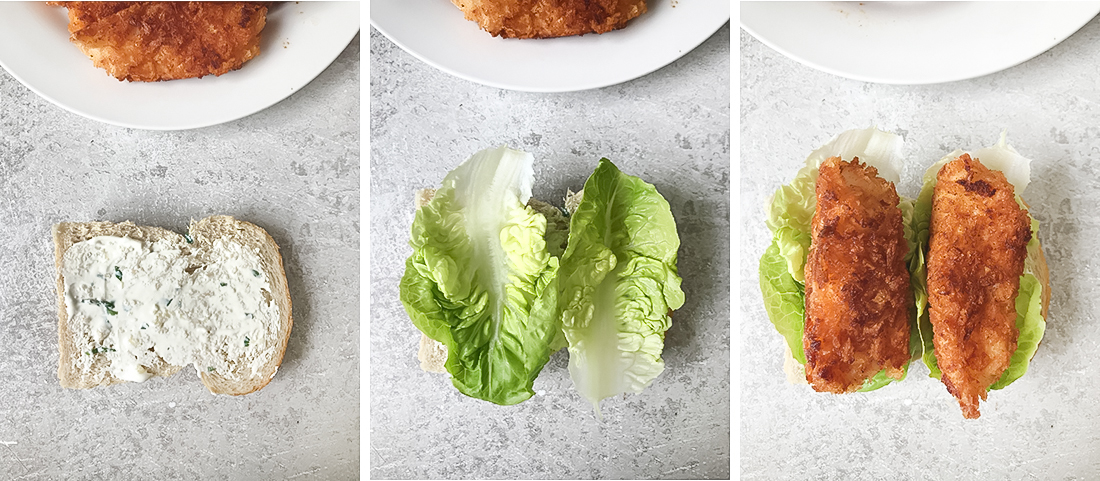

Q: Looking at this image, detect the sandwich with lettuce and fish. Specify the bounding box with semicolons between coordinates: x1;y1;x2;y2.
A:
759;128;1049;418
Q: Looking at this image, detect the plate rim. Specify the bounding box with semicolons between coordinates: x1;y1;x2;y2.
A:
740;2;1100;85
370;3;730;93
0;2;361;131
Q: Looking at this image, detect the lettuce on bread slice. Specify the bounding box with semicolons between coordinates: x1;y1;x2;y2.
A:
402;146;683;411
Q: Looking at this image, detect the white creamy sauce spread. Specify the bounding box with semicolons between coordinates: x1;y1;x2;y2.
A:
62;236;278;383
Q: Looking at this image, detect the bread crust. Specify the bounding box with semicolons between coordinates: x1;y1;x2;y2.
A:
1037;243;1051;320
1024;200;1052;323
53;216;291;395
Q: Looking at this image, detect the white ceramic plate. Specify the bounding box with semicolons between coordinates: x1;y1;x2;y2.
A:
741;1;1100;85
0;2;360;130
370;0;730;92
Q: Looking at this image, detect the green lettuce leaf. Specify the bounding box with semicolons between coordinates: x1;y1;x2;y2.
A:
530;199;572;353
557;159;684;412
759;236;807;365
912;166;937;377
915;134;1046;390
765;163;816;284
991;242;1044;390
399;146;560;405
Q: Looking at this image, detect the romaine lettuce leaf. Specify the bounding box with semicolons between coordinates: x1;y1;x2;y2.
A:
912;167;937;376
528;199;571;258
764;163;816;284
805;126;906;184
914;135;1046;389
557;159;684;412
759;240;806;364
399;146;560;405
991;236;1045;390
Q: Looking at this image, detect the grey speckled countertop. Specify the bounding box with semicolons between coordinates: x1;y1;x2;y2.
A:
369;24;731;480
0;34;360;480
741;19;1100;480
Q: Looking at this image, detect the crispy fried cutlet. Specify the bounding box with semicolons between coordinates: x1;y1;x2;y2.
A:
928;154;1032;419
802;157;913;393
52;2;267;82
451;0;646;39
48;2;132;32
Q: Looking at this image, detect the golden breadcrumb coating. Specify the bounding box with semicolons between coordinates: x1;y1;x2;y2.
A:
51;2;267;82
803;157;913;393
49;1;131;32
928;154;1031;419
450;0;646;39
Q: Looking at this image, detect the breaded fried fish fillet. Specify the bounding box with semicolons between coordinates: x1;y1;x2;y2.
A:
803;157;913;393
451;0;646;39
928;154;1032;419
52;2;267;82
50;1;131;32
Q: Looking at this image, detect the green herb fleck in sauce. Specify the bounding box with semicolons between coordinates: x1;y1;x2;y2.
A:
114;266;123;282
251;269;261;278
82;298;117;315
183;233;194;244
244;336;250;347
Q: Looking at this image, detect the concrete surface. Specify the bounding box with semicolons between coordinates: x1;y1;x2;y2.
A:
0;33;360;481
369;24;731;480
740;18;1100;480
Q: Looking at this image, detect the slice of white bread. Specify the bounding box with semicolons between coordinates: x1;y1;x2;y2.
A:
53;216;292;395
